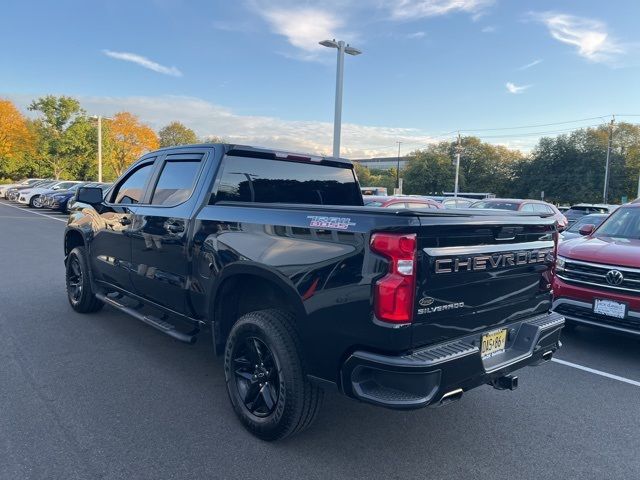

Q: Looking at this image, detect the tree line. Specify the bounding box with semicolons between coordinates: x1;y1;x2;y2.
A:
355;123;640;204
2;95;639;203
0;95;219;182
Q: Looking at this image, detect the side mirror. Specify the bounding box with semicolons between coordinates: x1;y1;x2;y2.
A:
578;224;595;236
77;187;104;204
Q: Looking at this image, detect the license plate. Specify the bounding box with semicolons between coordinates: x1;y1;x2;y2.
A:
593;299;627;319
481;329;507;358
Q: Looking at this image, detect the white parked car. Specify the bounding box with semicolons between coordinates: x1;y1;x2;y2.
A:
18;181;81;208
0;178;44;198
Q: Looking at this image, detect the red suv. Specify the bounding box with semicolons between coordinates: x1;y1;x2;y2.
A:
552;203;640;335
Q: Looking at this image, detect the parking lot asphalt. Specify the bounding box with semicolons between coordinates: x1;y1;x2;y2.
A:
1;200;639;480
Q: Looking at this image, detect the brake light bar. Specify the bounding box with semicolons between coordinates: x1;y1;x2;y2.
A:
370;233;417;324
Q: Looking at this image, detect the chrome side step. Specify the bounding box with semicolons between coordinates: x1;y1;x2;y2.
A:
96;293;198;344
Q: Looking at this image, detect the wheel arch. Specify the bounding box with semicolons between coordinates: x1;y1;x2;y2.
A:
64;228;87;258
209;263;306;355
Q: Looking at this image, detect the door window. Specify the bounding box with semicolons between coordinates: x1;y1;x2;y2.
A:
111;162;155;204
151;155;203;206
521;203;535;212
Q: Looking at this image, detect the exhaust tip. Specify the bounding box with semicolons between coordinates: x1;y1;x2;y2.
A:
439;388;463;406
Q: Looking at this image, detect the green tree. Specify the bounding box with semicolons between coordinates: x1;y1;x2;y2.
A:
449;137;520;196
511;123;640;204
28;95;85;178
158;121;198;147
402;143;455;195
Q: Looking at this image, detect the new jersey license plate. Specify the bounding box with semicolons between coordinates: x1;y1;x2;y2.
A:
481;329;507;358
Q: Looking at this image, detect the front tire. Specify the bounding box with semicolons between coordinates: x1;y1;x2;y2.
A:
66;246;103;313
29;195;42;208
224;309;323;441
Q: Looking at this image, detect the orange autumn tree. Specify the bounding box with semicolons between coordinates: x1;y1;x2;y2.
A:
0;99;34;177
107;112;159;178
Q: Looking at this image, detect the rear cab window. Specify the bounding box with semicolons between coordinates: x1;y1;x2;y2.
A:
212;154;363;206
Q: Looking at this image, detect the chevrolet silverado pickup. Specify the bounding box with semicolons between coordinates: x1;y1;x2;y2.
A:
64;144;564;440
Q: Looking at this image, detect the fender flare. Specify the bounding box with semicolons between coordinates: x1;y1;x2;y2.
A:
207;262;307;353
208;261;306;321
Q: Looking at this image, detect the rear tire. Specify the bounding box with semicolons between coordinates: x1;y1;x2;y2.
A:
223;309;323;441
66;246;103;313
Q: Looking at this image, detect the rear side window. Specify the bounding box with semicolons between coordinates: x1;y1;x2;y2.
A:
111;162;155;204
151;154;203;206
213;155;362;206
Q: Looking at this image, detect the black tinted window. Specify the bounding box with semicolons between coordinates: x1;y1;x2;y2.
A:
112;162;154;204
213;156;362;206
151;156;202;205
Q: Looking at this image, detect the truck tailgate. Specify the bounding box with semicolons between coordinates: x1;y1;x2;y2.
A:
411;217;556;347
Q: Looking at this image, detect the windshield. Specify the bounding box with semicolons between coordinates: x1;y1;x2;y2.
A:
471;201;520;211
595;208;640;239
566;206;608;217
566;214;607;233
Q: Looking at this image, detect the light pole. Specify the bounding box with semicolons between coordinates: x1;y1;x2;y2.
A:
395;141;402;192
454;132;461;197
320;39;362;158
91;115;113;182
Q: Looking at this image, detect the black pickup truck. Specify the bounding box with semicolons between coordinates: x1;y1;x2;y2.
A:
65;144;564;440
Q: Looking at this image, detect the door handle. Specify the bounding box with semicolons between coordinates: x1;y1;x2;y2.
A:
167;223;184;233
119;217;131;226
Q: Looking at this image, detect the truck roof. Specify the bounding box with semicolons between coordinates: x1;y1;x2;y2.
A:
153;143;354;167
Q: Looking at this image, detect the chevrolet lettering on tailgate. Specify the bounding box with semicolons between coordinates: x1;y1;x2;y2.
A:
435;248;553;274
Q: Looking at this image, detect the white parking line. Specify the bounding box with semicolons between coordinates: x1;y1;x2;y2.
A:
0;200;67;223
552;358;640;387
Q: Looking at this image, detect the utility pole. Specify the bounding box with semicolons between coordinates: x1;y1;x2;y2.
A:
396;141;402;193
603;116;615;203
454;132;461;197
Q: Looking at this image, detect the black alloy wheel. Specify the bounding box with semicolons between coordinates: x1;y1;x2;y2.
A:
65;246;104;313
67;255;83;302
223;309;323;441
232;336;280;417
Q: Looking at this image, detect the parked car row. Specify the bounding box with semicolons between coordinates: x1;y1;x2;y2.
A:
1;177;111;212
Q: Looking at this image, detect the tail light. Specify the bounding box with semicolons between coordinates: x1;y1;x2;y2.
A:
370;232;417;324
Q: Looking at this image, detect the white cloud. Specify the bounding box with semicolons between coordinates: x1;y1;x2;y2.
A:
407;31;426;39
533;12;624;63
481;26;496;33
518;58;542;70
505;82;531;94
8;94;436;159
257;6;348;53
385;0;495;20
102;50;182;77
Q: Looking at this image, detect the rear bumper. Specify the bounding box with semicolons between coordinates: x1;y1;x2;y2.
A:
340;312;564;409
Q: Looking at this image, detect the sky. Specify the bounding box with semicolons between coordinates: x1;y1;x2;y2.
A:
2;0;640;158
